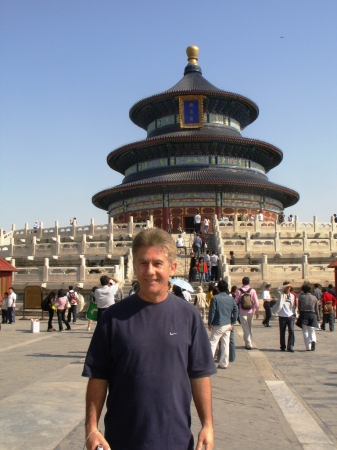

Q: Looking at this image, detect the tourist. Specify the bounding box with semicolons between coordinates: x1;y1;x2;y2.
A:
194;285;207;321
235;277;259;350
261;284;275;327
206;283;215;307
95;275;121;321
334;214;337;224
172;284;185;300
33;221;39;233
182;289;192;302
204;250;211;281
272;282;296;352
188;253;198;282
114;282;124;303
248;214;254;222
210;251;219;282
1;292;8;324
219;215;225;222
194;210;201;233
67;285;78;324
278;212;285;224
176;234;187;254
82;228;216;450
321;287;336;331
208;280;238;369
199;231;206;254
193;233;202;258
204;217;209;235
196;256;207;284
167;214;173;233
257;211;264;221
7;287;16;324
313;283;323;323
298;285;319;351
46;290;57;332
288;214;293;222
128;280;140;296
229;250;236;272
327;284;336;298
55;289;71;332
87;286;98;331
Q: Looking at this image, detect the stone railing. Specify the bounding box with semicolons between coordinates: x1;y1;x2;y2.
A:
0;216;154;246
11;256;125;289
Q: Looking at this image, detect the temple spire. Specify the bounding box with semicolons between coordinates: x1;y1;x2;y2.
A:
184;45;202;75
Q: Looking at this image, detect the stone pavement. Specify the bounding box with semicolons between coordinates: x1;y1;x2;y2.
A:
0;314;337;449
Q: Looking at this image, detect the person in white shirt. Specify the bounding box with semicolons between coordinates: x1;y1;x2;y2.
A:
182;289;192;302
203;217;209;235
272;282;296;352
176;235;187;255
257;211;264;221
7;287;16;324
262;284;275;327
194;211;201;233
95;275;120;321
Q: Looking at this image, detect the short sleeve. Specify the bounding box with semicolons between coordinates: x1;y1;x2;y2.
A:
188;312;216;379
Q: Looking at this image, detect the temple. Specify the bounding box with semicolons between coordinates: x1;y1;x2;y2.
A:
92;46;299;231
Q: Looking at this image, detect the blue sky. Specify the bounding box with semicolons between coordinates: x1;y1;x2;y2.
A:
1;0;336;232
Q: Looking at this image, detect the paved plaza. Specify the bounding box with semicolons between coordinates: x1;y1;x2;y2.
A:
1;314;337;449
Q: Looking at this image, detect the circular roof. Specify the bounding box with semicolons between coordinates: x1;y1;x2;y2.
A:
93;167;299;211
107;133;283;174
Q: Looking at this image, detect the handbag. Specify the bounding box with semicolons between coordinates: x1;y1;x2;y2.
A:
295;316;302;328
65;300;71;309
86;302;98;321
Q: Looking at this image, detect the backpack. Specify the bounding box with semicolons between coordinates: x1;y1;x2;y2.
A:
41;297;49;311
239;288;253;310
68;291;77;304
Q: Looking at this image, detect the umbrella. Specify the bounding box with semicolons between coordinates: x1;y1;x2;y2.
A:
169;278;194;292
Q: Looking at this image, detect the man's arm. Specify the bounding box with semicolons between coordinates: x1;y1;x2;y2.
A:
190;377;214;450
85;378;110;450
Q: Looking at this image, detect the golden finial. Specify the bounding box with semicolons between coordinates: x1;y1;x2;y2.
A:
186;46;199;65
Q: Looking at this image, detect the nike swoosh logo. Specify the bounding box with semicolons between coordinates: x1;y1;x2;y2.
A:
170;332;177;335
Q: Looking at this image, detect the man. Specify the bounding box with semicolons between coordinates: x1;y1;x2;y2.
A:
210;251;219;282
261;283;275;327
313;283;323;323
257;211;264;221
95;274;120;321
176;234;187;255
7;287;16;324
208;280;238;369
321;287;336;331
167;214;173;234
67;285;78;324
193;233;202;258
272;282;296;352
235;277;259;350
229;251;235;273
82;228;216;450
194;210;201;233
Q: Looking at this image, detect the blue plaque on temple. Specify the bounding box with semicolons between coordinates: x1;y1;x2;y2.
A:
178;95;205;128
184;100;199;124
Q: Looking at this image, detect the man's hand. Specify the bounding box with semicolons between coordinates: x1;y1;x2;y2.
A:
208;325;212;331
86;430;111;450
195;424;214;450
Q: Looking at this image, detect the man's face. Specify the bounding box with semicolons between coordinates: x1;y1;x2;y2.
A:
133;245;177;303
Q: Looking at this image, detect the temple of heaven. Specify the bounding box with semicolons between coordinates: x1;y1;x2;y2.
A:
92;46;299;231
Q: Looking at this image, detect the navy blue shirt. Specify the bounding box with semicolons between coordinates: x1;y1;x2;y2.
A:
82;293;216;450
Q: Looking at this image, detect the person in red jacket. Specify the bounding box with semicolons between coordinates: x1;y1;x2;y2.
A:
321;288;336;331
196;256;208;284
